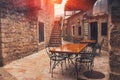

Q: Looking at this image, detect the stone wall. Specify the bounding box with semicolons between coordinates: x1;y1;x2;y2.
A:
38;0;54;49
110;23;120;80
0;0;54;65
1;14;38;64
109;0;120;79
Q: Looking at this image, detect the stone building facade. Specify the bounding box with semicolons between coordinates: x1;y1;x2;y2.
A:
63;11;84;42
63;0;120;79
63;11;108;50
0;0;54;65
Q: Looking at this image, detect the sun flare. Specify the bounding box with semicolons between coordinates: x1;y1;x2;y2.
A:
54;0;67;16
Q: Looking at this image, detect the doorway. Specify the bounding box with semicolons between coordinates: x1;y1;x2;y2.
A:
90;22;98;41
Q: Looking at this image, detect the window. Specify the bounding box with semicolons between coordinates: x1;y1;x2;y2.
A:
78;26;81;36
39;22;44;42
72;26;75;35
101;22;107;36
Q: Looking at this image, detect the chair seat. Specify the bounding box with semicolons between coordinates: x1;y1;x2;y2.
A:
75;53;95;80
76;57;93;63
51;55;66;61
76;58;92;61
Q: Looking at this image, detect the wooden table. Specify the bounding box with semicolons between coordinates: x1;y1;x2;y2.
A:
49;43;88;54
49;43;88;77
80;40;96;43
79;39;96;52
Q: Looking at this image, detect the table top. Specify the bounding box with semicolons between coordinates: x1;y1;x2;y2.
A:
80;39;96;43
49;43;88;54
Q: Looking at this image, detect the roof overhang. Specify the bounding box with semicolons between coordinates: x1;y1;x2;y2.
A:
65;0;97;11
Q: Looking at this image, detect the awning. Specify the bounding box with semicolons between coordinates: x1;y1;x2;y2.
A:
65;0;97;11
93;0;108;16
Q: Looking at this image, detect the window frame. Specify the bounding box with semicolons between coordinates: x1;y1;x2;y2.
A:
38;22;44;43
78;26;81;36
101;22;108;36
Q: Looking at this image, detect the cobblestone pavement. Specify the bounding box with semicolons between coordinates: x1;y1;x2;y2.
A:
3;42;110;80
0;68;17;80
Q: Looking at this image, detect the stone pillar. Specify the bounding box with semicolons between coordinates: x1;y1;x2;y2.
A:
110;23;120;80
109;0;120;79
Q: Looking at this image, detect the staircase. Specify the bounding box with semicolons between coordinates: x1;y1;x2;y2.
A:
48;24;62;47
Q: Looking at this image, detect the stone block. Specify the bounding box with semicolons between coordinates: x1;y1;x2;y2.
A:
110;73;120;80
2;38;14;43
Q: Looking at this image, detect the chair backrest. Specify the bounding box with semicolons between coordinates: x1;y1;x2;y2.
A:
93;38;104;55
100;38;104;47
45;45;52;58
80;53;93;59
92;44;98;57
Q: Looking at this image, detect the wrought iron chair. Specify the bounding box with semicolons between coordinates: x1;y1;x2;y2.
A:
45;45;66;77
64;53;78;71
94;38;104;56
75;46;97;80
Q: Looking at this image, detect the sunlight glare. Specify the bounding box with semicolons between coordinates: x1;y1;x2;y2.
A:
54;0;68;16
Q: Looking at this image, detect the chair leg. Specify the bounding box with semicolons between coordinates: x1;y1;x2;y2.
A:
89;63;93;71
68;58;71;68
51;61;56;77
51;62;54;77
68;58;74;69
86;63;89;71
69;58;74;65
61;61;64;75
64;59;67;70
51;60;64;77
75;62;79;80
49;60;52;73
51;68;53;78
89;61;94;72
99;49;102;56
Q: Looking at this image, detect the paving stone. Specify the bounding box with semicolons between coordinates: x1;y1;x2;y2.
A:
3;41;110;80
0;68;17;80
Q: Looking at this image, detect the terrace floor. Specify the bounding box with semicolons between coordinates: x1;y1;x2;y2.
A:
3;41;110;80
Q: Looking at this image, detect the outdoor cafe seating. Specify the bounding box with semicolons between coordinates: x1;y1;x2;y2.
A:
75;45;97;80
47;43;88;77
46;39;105;79
45;45;67;77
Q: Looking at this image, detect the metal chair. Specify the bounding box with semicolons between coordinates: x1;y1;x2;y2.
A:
45;45;66;77
68;53;78;63
94;38;104;56
75;46;97;80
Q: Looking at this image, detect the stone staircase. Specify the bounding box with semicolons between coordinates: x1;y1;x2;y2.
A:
48;25;62;47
